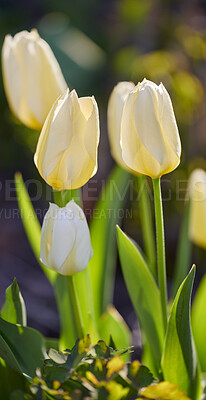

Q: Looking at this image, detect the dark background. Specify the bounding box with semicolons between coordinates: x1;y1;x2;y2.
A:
1;0;206;343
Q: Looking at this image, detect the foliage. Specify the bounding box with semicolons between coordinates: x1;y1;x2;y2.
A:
8;335;191;400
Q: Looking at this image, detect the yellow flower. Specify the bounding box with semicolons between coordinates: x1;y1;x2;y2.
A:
2;29;67;130
34;89;100;190
107;81;135;171
189;168;206;249
121;79;181;178
40;201;93;275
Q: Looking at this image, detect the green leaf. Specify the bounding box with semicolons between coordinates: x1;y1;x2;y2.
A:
192;273;206;372
14;172;56;285
89;166;130;320
98;305;131;361
127;361;154;390
161;266;201;400
73;267;97;338
0;317;46;378
139;381;192;399
10;390;29;400
1;279;27;326
172;201;192;298
0;359;27;399
116;226;164;373
54;274;76;350
0;335;22;375
94;340;111;359
136;174;156;278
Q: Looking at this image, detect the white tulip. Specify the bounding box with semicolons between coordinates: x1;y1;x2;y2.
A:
34;88;100;190
107;81;135;170
2;29;67;130
40;200;93;275
189;169;206;249
121;79;181;178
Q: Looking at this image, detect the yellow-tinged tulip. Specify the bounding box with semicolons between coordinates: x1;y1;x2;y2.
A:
189;169;206;249
2;29;67;130
40;200;93;275
121;78;181;178
34;88;100;190
107;81;135;170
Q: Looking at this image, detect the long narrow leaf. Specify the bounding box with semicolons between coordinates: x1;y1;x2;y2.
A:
172;201;192;298
54;275;76;349
1;278;27;326
162;266;201;400
116;226;164;373
89;166;130;320
98;305;131;361
15;172;56;285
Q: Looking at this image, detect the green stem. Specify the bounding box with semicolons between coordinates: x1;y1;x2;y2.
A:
67;276;85;339
152;177;168;332
62;188;82;207
53;190;64;207
53;188;82;208
137;175;156;278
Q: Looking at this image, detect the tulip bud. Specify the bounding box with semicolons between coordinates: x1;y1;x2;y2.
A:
121;79;181;178
107;81;135;170
40;200;93;275
2;29;67;130
188;169;206;249
34;88;100;190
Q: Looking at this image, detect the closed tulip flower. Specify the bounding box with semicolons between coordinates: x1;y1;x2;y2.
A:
107;81;135;170
121;79;181;178
40;200;93;275
34;88;100;190
189;169;206;249
2;29;67;130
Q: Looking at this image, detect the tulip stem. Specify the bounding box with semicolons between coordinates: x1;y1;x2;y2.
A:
53;190;64;207
137;175;156;278
67;276;85;339
152;177;168;332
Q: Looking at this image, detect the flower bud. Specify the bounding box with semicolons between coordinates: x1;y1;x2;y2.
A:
34;88;100;190
188;169;206;249
40;200;93;275
107;81;135;170
121;79;181;178
2;29;67;130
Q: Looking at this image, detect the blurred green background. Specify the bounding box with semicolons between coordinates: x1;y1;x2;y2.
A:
1;0;206;336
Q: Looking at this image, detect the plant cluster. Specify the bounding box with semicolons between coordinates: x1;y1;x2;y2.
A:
1;28;206;400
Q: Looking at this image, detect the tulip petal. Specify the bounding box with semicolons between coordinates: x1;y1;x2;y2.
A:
2;30;67;130
35;89;75;187
40;203;59;269
108;81;135;170
189;169;206;249
50;207;76;272
80;96;100;171
24;36;67;127
121;79;181;178
158;84;181;159
2;35;23;121
60;202;92;275
121;88;161;178
35;89;100;190
133;82;167;165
